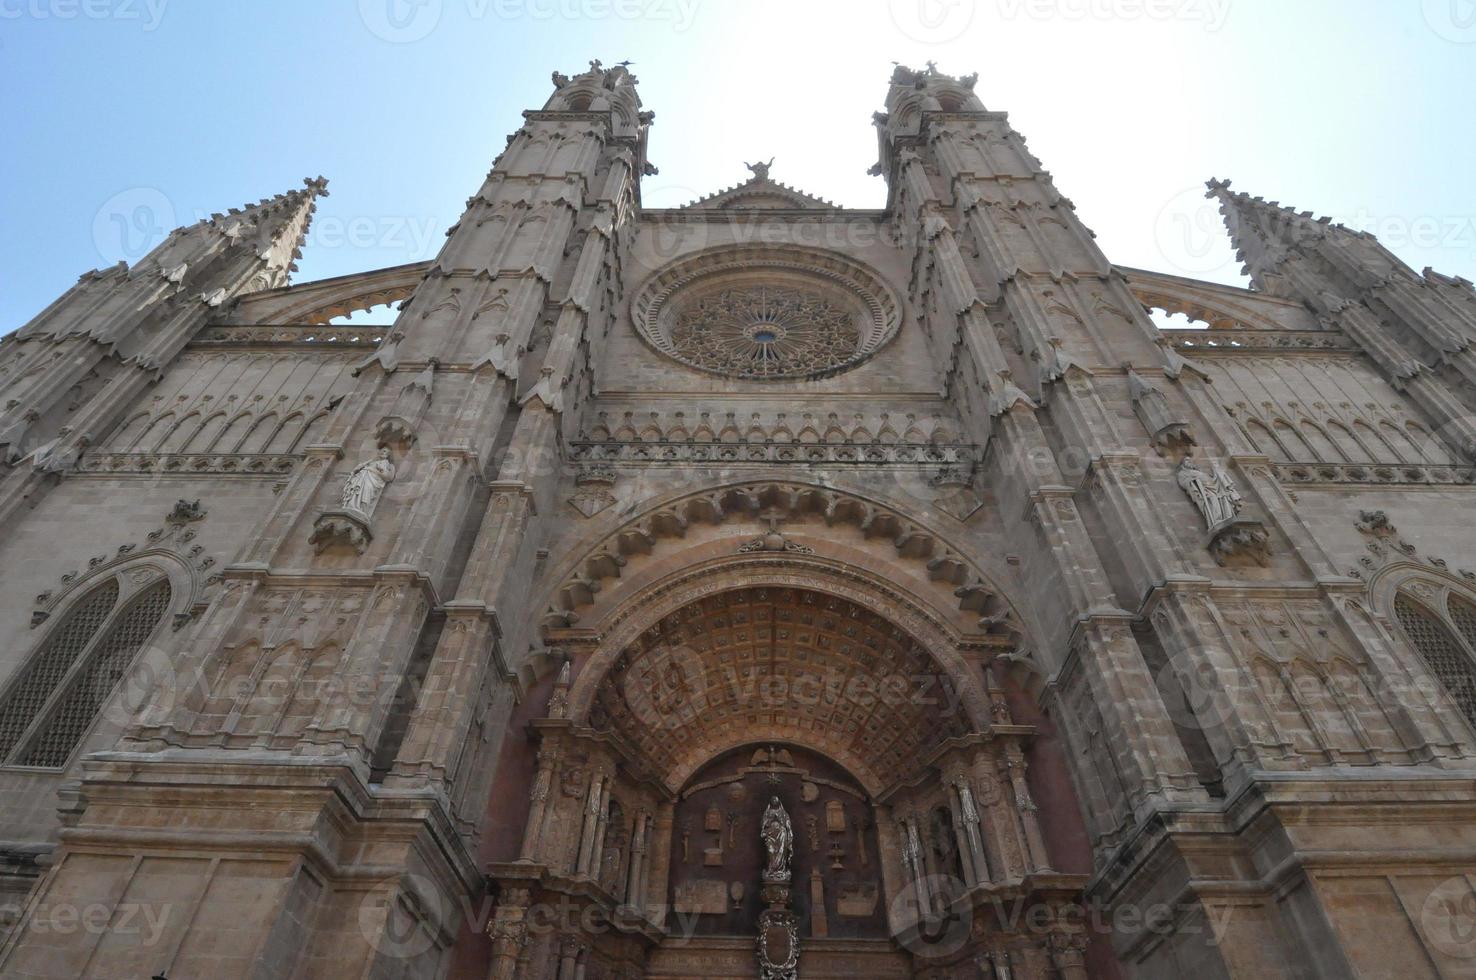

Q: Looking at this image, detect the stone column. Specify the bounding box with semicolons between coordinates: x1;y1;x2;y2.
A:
946;783;979;887
585;778;612;883
970;752;1022;881
643;800;675;923
518;747;558;862
485;887;531;980
873;803;908;934
1047;932;1088;980
574;771;604;877
900;814;932;917
625;810;648;907
555;933;585;980
957;779;991;883
1003;744;1050;872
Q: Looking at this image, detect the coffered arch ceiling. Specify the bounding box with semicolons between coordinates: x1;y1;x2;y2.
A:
581;582;980;796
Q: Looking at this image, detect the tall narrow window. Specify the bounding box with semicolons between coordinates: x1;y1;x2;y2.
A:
1;577;171;768
1394;592;1476;729
0;578;118;760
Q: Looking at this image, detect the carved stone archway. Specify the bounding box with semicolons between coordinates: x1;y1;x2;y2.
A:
536;478;1026;651
489;552;1102;979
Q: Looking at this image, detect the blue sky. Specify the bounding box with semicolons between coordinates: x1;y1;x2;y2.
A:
3;0;1474;327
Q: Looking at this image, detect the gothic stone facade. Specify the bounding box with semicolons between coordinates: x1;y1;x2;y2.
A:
0;63;1474;980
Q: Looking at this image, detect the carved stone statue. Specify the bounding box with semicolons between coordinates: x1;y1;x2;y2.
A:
341;447;395;519
760;796;793;883
1176;457;1242;531
745;157;774;181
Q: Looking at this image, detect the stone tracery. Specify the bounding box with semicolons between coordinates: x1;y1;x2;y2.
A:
667;282;861;379
631;244;901;381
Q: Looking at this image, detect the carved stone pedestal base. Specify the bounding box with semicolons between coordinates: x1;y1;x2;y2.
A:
309;509;372;554
757;906;799;980
1206;517;1271;567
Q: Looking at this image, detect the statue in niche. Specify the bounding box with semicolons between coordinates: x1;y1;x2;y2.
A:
341;447;395;519
1176;456;1242;531
761;796;794;883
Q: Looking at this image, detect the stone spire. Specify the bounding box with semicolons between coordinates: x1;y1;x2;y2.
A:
1208;178;1476;456
198;175;328;290
1207;178;1475;359
1204;178;1383;297
0;177;329;470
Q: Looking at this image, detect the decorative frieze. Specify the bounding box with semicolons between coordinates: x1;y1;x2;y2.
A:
1274;461;1475;486
1162;329;1357;353
569;440;975;467
190;324;385;348
74;452;299;476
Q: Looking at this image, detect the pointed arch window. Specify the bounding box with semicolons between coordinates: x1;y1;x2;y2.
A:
1393;591;1476;729
0;575;172;768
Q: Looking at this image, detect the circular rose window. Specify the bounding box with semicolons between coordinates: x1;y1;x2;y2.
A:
632;246;900;381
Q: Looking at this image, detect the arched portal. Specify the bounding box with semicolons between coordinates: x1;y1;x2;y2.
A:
484;577;1111;979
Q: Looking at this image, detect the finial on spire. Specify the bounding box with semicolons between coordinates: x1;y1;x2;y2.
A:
744;157;774;181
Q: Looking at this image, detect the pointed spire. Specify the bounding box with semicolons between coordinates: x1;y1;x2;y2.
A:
1208;178;1475;352
206;176;328;286
1206;177;1324;290
1204;178;1386;294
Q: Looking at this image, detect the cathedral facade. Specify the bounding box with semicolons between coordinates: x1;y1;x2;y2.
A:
0;62;1474;979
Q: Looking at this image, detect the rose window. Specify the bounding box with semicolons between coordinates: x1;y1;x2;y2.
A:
631;246;901;381
668;285;861;379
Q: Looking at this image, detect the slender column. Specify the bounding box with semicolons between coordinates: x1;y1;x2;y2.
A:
1047;933;1089;980
585;777;612;882
555;934;584;980
518;748;557;862
643;800;675;922
946;784;979;886
900;815;932;917
624;811;647;906
957;779;991;883
970;753;1020;880
485;887;531;980
1003;745;1050;872
978;949;1016;980
574;772;604;876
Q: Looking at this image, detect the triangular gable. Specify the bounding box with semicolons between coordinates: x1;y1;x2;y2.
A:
682;168;837;210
